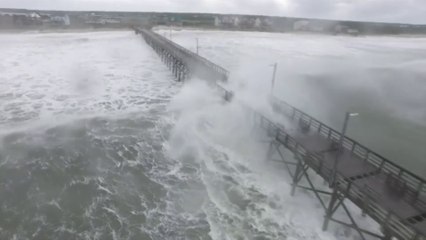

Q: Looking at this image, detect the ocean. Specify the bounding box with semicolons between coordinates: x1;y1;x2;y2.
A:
0;29;424;239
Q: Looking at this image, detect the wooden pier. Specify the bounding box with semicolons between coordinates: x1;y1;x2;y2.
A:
134;27;228;82
135;27;426;240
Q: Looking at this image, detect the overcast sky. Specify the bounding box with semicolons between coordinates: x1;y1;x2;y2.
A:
1;0;425;24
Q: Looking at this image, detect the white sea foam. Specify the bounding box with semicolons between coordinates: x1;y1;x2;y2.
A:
0;31;179;129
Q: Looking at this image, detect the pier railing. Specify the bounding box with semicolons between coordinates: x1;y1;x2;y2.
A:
270;96;426;203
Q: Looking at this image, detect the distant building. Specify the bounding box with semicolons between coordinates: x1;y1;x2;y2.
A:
334;24;359;36
214;16;221;27
38;13;52;23
218;15;240;28
179;14;215;27
309;21;326;32
293;20;310;31
29;12;41;19
121;16;151;27
51;15;70;26
0;12;14;28
0;12;42;28
213;15;272;31
347;28;360;36
85;13;122;27
233;16;240;27
254;18;262;28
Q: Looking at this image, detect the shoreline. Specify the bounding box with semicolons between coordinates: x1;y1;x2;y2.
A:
1;25;426;38
0;27;130;34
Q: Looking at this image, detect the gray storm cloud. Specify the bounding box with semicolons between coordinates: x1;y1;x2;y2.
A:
1;0;425;23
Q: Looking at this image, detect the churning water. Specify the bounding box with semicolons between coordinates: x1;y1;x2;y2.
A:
0;30;422;240
0;31;187;239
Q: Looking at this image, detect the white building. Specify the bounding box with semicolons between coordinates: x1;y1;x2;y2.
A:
254;18;262;28
51;15;70;26
29;12;41;19
214;16;221;27
234;17;240;27
219;16;240;27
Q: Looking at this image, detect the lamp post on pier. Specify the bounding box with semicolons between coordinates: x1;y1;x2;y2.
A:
330;112;359;187
324;111;359;231
270;63;278;95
